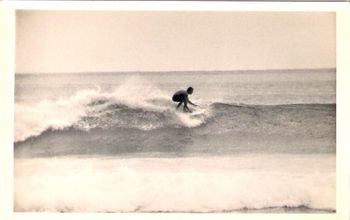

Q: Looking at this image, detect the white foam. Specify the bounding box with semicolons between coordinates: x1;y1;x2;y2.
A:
14;154;335;212
14;89;104;142
175;108;210;128
111;76;169;108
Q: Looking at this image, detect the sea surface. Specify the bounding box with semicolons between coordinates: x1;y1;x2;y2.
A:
14;69;336;212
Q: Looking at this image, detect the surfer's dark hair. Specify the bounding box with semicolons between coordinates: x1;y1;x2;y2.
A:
187;87;194;93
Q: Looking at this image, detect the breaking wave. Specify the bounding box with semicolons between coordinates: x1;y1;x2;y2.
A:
15;77;210;142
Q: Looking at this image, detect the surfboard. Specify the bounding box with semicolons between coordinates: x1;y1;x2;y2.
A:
191;108;205;115
189;109;207;119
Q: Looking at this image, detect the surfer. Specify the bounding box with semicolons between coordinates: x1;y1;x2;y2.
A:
172;87;198;113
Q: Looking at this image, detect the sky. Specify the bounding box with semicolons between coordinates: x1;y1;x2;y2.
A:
16;11;335;73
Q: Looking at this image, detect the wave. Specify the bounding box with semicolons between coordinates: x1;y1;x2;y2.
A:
14;77;335;157
14;94;210;143
14;87;335;143
15;105;335;158
14;76;210;142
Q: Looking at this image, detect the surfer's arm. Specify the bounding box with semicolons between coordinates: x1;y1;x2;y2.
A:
188;100;197;106
185;95;197;107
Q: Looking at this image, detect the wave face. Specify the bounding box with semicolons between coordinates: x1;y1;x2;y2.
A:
14;87;335;157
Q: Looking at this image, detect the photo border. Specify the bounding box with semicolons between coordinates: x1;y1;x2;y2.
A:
1;1;349;220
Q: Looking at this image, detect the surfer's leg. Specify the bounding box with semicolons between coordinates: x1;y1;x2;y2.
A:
176;101;183;109
183;100;191;112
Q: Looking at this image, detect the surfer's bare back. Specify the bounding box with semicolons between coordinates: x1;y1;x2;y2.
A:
172;87;198;113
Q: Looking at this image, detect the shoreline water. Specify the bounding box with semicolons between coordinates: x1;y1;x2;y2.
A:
14;154;335;213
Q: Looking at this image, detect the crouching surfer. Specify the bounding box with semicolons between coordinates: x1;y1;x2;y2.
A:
172;87;198;113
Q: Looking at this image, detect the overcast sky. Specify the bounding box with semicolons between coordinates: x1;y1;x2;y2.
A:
16;11;335;73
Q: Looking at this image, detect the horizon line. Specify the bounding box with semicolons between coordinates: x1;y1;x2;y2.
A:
15;67;336;75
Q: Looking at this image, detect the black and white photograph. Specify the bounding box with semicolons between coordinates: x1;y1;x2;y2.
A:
13;10;336;213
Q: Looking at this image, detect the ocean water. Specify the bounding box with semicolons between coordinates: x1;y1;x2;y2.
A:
14;69;336;212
